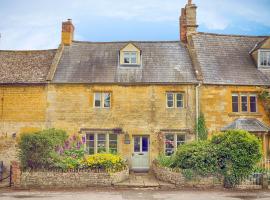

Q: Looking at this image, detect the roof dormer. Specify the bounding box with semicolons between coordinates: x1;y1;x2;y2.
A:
250;37;270;68
119;43;141;67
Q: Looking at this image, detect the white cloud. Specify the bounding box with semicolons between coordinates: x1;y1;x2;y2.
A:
0;0;269;50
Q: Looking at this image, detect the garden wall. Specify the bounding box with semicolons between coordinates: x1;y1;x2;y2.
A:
152;161;222;188
11;162;129;189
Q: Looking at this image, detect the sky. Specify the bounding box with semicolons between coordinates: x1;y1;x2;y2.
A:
0;0;269;50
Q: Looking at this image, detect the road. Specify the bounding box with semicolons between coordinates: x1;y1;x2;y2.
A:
1;188;270;200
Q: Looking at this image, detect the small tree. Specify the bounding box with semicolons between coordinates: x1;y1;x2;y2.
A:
211;130;262;188
196;113;208;140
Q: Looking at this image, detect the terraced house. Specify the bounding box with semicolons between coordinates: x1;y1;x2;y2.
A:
0;0;270;171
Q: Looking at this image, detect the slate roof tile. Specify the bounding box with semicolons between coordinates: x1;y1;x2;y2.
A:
192;33;270;86
53;41;198;84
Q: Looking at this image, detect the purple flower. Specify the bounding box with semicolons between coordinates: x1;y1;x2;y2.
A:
82;136;86;144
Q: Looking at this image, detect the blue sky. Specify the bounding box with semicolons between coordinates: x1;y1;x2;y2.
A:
0;0;269;50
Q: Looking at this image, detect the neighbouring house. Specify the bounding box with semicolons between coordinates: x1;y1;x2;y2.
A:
0;0;270;171
180;1;270;160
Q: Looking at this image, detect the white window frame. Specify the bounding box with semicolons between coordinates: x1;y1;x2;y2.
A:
94;92;111;109
249;94;257;113
85;133;118;154
258;50;270;68
123;51;138;65
241;94;248;113
164;133;186;156
232;93;239;113
166;92;184;109
231;93;258;113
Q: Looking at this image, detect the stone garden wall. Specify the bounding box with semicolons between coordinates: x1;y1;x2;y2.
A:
152;161;222;188
11;162;129;189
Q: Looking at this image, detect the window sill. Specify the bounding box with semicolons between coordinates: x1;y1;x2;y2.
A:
228;112;262;117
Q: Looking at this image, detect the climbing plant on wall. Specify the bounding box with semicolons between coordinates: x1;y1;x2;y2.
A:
259;89;270;118
196;112;208;140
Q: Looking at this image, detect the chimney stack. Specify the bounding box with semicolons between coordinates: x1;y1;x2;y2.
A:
180;0;198;43
61;19;74;46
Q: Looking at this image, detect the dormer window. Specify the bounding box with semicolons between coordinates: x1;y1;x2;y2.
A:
124;52;137;64
120;43;141;66
259;50;270;67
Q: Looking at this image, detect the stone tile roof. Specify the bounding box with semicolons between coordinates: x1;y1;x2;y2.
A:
0;50;57;84
191;33;270;86
53;41;198;84
221;118;270;132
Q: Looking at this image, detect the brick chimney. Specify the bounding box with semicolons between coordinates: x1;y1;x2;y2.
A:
61;19;74;46
180;0;198;43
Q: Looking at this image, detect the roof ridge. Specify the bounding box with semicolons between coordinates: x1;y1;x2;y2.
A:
197;32;268;38
0;49;57;53
72;40;180;44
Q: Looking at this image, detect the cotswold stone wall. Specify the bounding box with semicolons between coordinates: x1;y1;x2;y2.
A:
152;161;222;188
0;138;17;173
11;162;129;189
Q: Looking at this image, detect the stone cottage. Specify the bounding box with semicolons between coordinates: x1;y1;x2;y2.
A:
0;0;270;171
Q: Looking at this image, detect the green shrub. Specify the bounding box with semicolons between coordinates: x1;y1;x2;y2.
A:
211;130;262;188
53;148;85;170
156;154;175;168
18;129;68;170
172;140;218;176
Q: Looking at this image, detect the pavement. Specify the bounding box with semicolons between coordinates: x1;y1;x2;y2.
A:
115;172;175;188
1;188;270;200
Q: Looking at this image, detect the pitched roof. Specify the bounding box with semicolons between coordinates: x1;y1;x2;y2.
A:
53;41;198;84
0;50;57;84
249;37;270;54
191;33;270;86
221;118;270;132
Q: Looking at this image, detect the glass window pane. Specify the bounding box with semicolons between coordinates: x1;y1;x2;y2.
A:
103;93;111;108
177;135;185;147
131;52;137;64
87;134;94;141
97;134;106;153
142;137;148;152
124;53;130;64
165;134;174;156
134;136;140;152
260;51;270;67
167;93;174;108
109;134;117;154
232;95;239;112
109;134;117;141
176;93;183;108
250;96;257;113
95;93;101;107
241;96;248;112
88;148;95;155
86;134;95;155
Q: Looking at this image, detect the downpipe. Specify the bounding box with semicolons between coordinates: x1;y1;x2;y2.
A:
195;83;201;141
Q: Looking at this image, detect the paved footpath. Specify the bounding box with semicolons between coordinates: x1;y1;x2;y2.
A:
1;188;270;200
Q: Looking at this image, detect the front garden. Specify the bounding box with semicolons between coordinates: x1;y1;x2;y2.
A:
13;129;128;188
155;130;263;188
18;129;126;172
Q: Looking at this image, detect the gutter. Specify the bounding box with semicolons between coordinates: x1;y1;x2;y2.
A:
195;82;202;141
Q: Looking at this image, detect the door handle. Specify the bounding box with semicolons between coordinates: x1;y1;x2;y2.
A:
138;153;144;155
